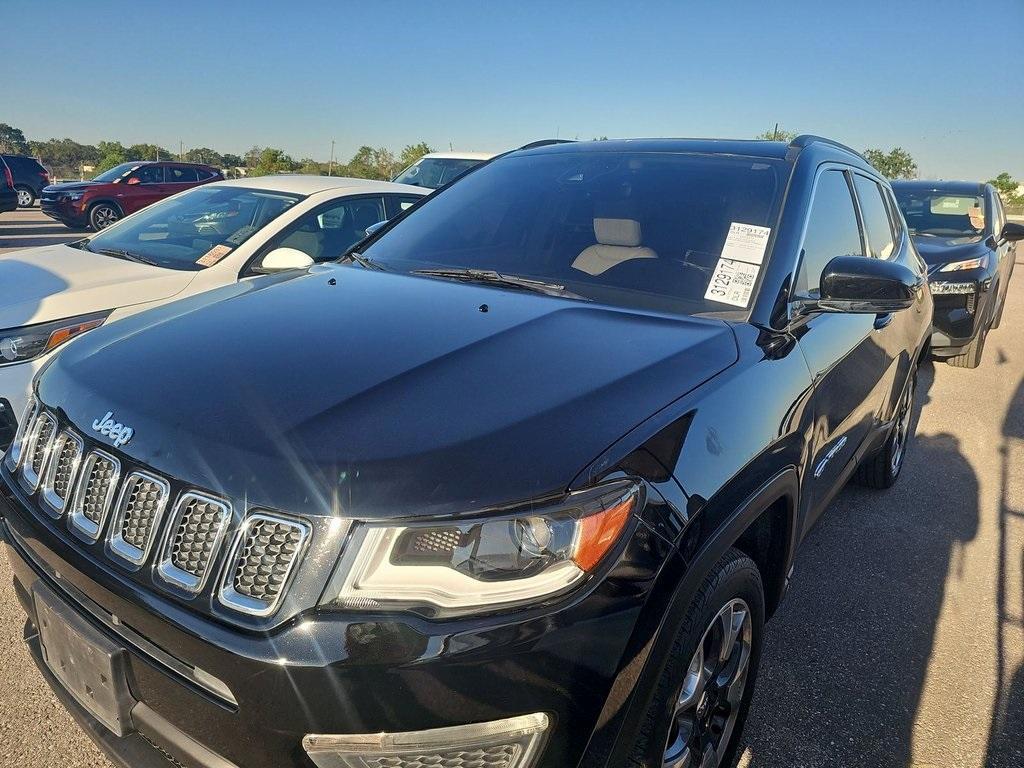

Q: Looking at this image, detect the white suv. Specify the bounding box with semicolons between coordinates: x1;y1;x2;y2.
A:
392;151;494;189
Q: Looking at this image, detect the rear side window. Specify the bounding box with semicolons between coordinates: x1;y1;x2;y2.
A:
167;166;199;183
797;170;864;295
853;175;896;259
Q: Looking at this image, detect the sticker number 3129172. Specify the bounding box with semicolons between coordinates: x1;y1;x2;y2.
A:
704;258;761;308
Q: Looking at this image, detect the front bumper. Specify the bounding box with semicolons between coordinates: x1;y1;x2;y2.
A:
39;195;88;226
1;473;665;768
927;276;994;354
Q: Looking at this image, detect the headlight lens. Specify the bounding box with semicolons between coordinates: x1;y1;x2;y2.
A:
939;255;988;272
325;480;640;616
0;312;109;365
63;191;85;201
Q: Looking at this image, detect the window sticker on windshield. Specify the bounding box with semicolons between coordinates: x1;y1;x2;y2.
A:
226;225;257;245
704;258;760;308
196;244;233;267
720;222;771;265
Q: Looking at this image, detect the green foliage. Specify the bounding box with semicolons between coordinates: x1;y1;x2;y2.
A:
341;145;400;180
0;123;29;154
95;141;128;172
28;138;100;177
246;146;298;177
862;147;917;180
988;172;1024;206
398;142;434;170
128;143;172;161
754;126;798;142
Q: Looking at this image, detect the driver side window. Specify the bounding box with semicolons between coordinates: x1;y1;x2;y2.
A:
128;165;165;185
268;196;387;263
796;170;864;296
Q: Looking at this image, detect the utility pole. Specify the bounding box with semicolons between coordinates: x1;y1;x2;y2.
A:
179;140;184;161
772;122;779;141
328;140;335;176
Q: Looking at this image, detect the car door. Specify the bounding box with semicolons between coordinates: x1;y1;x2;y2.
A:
793;167;901;528
121;164;166;213
988;187;1013;306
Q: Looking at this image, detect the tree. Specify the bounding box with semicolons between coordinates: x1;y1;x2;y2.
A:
28;138;99;178
988;172;1023;206
398;142;433;170
246;147;297;177
183;147;224;166
95;141;128;173
342;145;399;180
296;157;327;176
754;126;798;142
862;147;917;180
0;123;29;154
221;153;244;168
128;143;173;161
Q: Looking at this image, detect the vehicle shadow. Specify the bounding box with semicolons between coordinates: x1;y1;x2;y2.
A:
0;219;82;252
983;375;1024;768
738;362;980;766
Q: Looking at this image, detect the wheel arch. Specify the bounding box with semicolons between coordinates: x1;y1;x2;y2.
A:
87;198;124;215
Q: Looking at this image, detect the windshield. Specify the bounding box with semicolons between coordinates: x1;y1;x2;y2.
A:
393;158;485;188
84;185;303;270
893;188;989;239
364;151;787;315
92;162;141;183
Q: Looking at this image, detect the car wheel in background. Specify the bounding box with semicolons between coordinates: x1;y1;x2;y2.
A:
88;202;121;231
854;367;917;489
15;186;35;208
629;548;764;768
947;324;988;369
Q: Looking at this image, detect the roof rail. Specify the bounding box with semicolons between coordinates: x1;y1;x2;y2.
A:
788;134;864;159
517;139;575;150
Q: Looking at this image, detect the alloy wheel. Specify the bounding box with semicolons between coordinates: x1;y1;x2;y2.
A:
93;205;119;229
890;375;915;476
663;598;752;768
16;189;32;207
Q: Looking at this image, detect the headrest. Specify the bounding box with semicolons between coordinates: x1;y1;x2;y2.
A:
594;218;642;247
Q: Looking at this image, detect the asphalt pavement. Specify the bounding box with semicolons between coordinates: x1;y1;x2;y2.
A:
0;207;1022;767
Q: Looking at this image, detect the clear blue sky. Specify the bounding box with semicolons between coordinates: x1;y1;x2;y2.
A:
6;0;1023;180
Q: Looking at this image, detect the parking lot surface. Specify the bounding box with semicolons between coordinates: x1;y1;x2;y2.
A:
0;207;1022;767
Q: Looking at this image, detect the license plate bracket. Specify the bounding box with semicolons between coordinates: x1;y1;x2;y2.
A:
33;583;135;736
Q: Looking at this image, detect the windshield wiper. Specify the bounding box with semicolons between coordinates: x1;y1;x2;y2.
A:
94;247;159;267
341;250;387;271
411;268;588;300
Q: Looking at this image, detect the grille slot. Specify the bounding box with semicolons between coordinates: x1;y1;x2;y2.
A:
3;399;38;473
41;431;84;515
108;471;170;566
19;411;57;493
68;450;120;541
219;514;309;616
157;492;230;594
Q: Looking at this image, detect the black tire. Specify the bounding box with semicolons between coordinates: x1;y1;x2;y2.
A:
946;324;987;369
628;548;764;768
854;367;917;489
88;202;121;231
15;186;35;208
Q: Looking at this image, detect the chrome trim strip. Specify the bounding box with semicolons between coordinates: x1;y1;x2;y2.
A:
218;513;311;617
40;431;85;517
156;491;231;595
19;411;57;494
67;449;121;542
107;471;171;567
3;399;38;473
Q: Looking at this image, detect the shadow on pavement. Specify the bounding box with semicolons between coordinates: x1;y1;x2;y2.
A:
0;215;83;252
739;362;980;766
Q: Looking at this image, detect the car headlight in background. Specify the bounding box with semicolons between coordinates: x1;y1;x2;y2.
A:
324;479;640;617
939;255;988;272
0;311;109;366
62;191;85;201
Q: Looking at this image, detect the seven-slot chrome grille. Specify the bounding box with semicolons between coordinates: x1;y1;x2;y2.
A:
108;471;170;565
69;450;120;540
41;431;84;515
7;407;312;616
220;514;310;616
157;492;231;593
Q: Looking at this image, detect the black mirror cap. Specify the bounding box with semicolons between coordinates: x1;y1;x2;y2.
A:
1001;221;1024;243
818;255;920;314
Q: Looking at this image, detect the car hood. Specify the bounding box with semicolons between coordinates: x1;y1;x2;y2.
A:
42;181;104;193
912;234;991;268
0;243;198;328
40;266;738;519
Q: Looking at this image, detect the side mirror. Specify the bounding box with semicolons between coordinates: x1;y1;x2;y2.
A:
364;220;387;237
1000;221;1024;243
804;256;920;314
126;177;140;185
259;247;314;273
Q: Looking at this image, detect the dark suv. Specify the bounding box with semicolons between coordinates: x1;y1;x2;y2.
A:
40;161;222;230
1;136;931;768
0;153;51;207
0;156;18;213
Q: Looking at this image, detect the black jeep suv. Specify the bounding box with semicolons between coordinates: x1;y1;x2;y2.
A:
1;136;932;768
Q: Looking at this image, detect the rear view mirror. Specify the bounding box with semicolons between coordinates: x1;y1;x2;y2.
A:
364;220;387;237
1000;221;1024;243
803;256;920;314
259;247;314;273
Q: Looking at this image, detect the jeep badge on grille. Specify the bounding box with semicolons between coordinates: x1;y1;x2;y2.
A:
91;411;134;448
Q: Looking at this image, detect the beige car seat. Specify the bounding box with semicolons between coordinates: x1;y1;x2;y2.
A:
572;218;657;276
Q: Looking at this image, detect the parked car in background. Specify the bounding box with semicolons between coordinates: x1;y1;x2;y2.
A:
892;180;1024;368
392;150;494;188
0;156;19;214
0;137;931;768
0;154;51;208
39;161;223;231
0;175;427;449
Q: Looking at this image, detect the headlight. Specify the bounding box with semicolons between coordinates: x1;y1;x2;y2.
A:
0;312;109;366
939;255;988;272
324;480;640;617
63;191;85;201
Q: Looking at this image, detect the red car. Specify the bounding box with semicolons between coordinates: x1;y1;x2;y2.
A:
40;161;223;230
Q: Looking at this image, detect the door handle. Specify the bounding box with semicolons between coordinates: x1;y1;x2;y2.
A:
874;313;893;330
